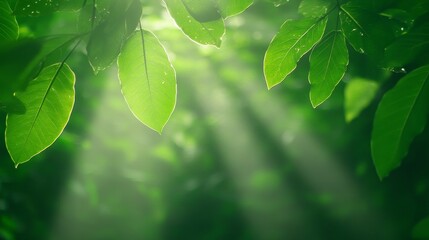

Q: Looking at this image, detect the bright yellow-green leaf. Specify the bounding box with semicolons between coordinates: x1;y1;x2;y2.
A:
5;63;76;166
117;30;177;133
264;17;328;89
309;31;349;108
0;0;18;41
344;78;379;122
163;0;225;47
372;65;429;179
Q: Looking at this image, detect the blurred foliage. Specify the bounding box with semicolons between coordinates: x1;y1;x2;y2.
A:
0;0;429;240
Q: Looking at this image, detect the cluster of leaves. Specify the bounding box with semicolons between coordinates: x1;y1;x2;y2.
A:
263;0;429;180
0;0;429;181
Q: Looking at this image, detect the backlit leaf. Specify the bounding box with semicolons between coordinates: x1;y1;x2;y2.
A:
163;0;225;47
372;65;429;179
0;0;18;41
344;78;379;122
117;30;176;133
5;63;76;166
264;17;327;89
309;31;349;108
217;0;253;18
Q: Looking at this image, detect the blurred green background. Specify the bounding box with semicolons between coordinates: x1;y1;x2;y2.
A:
1;1;429;239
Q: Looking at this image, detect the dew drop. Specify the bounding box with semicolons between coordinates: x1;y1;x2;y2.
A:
388;67;407;74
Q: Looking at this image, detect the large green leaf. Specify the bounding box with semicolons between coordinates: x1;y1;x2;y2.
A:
309;31;349;108
344;78;379;122
372;65;429;179
87;0;142;72
298;0;334;18
217;0;253;18
5;63;76;166
0;0;18;41
264;17;328;89
340;1;394;58
117;30;176;133
163;0;225;47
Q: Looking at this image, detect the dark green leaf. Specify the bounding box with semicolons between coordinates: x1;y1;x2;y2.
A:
299;0;334;18
340;1;395;58
413;216;429;239
0;0;18;41
217;0;253;18
372;65;429;179
344;78;379;122
117;30;177;133
0;35;76;102
264;17;328;89
384;22;429;67
379;8;414;37
0;96;25;114
163;0;225;47
181;0;221;22
309;31;349;108
5;63;76;166
87;0;142;72
0;40;42;102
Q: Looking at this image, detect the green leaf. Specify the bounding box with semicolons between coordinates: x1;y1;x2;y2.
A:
299;0;334;18
87;0;142;72
309;31;349;108
117;30;177;133
413;216;429;239
5;63;76;166
163;0;225;47
264;17;328;89
217;0;253;18
340;1;394;58
372;65;429;179
384;22;429;67
0;0;18;41
344;78;379;122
